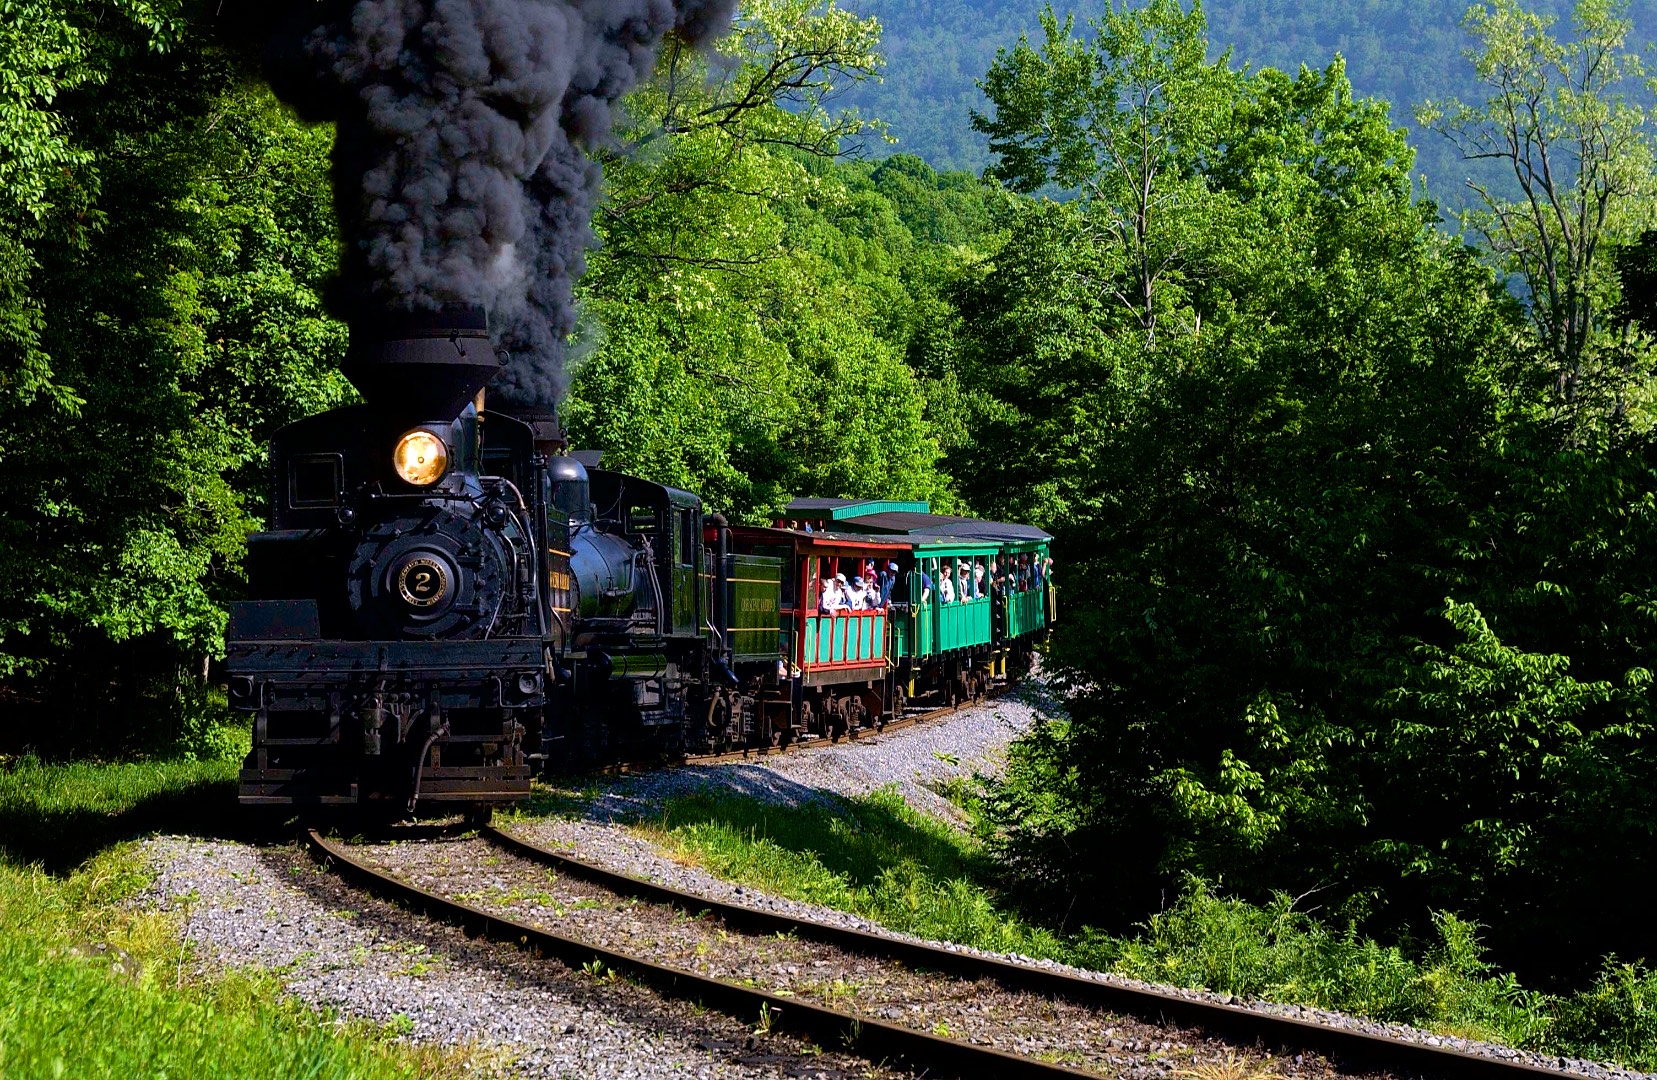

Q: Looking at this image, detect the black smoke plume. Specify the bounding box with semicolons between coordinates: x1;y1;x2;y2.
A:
253;0;734;406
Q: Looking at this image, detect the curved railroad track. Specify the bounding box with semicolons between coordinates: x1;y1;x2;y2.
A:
305;826;1578;1080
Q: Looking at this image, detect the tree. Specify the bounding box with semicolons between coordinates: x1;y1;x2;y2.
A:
1417;0;1657;405
971;0;1235;346
0;12;347;750
566;0;962;519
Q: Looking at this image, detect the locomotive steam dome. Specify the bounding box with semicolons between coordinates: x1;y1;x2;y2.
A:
343;303;504;419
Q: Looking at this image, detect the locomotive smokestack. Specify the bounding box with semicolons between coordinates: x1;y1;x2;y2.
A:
505;404;565;458
343;303;504;419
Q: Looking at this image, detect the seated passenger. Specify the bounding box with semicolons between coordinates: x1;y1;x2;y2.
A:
938;569;955;605
957;562;972;600
831;573;852;611
974;562;986;598
819;578;841;614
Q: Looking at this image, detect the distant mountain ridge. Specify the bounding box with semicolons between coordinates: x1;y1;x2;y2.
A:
839;0;1656;203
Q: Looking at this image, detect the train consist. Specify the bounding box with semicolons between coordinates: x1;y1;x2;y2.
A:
226;307;1054;814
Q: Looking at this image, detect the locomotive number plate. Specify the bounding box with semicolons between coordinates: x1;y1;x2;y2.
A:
397;557;449;608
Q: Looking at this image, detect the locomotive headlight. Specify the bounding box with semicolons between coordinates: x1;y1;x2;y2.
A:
393;429;448;486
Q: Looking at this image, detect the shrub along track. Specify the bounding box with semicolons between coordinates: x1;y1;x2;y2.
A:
306;827;1581;1080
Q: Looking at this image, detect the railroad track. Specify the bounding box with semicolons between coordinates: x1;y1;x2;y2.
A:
305;826;1575;1080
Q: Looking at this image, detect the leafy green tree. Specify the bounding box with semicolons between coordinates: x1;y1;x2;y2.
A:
567;0;967;519
973;0;1235;345
0;11;346;750
1417;0;1657;407
0;0;185;429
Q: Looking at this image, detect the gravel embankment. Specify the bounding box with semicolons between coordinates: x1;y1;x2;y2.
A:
140;836;899;1079
575;684;1059;825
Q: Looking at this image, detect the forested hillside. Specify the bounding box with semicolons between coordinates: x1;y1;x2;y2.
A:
839;0;1657;201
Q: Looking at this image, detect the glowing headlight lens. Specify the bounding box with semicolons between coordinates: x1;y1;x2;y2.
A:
393;430;448;486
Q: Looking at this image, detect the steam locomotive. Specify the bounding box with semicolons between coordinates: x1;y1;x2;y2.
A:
226;307;1053;815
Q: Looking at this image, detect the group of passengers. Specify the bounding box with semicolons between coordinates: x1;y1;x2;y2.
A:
817;560;900;613
912;553;1052;606
814;552;1053;613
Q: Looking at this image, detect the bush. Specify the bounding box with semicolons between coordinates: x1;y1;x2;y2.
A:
1551;962;1657;1071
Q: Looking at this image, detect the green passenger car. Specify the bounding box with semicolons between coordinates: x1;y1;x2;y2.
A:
893;542;998;660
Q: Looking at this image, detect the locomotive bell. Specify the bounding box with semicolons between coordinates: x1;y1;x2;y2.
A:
343;303;504;420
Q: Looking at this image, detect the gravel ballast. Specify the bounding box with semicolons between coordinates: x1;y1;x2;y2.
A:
137;685;1652;1079
574;687;1055;825
140;835;898;1079
359;833;1346;1080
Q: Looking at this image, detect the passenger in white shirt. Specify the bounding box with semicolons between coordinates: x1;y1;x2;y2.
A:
847;576;869;610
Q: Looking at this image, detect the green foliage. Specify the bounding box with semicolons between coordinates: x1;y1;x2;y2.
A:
0;845;457;1079
1551;961;1657;1069
1417;0;1657;405
0;12;345;742
567;0;992;519
961;0;1657;986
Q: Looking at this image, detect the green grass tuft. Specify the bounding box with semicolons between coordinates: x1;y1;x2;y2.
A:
0;848;462;1079
0;754;239;869
0;754;475;1079
635;787;1068;960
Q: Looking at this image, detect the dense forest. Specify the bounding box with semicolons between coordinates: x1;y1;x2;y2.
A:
838;0;1657;202
4;0;1657;1060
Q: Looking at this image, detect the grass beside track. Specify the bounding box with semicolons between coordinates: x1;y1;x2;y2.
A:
609;785;1657;1072
0;754;472;1079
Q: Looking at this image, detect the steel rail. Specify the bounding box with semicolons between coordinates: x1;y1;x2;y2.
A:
483;825;1577;1080
304;829;1097;1080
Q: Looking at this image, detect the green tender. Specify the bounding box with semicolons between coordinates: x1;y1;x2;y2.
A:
725;553;784;662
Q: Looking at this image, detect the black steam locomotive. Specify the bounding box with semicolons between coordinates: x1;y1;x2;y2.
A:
227;307;1053;815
